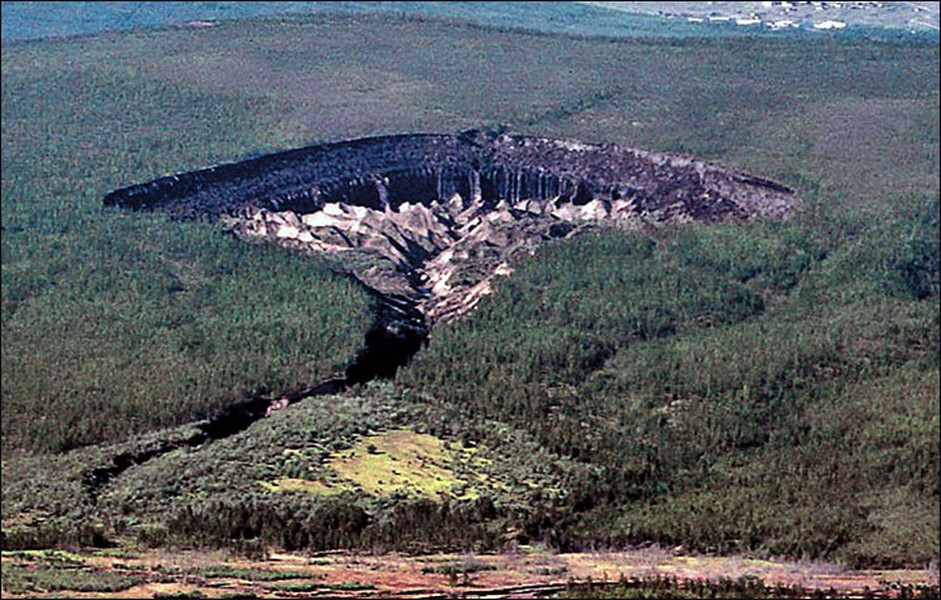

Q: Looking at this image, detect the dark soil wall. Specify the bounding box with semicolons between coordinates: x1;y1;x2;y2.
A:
103;130;795;222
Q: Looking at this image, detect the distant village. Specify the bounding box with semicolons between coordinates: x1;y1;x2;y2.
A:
690;2;861;31
591;1;939;34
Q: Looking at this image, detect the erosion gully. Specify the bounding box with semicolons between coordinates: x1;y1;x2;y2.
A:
82;291;428;500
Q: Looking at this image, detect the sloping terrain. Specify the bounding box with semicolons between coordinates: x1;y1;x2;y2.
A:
1;11;937;575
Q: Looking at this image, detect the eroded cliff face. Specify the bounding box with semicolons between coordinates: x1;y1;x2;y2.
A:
225;197;583;322
105;130;797;323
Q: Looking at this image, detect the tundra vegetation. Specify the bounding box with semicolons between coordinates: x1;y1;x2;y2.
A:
1;10;938;587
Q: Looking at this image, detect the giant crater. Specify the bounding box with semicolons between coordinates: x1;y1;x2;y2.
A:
104;129;798;327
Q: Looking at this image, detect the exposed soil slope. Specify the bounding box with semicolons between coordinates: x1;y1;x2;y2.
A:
105;130;797;323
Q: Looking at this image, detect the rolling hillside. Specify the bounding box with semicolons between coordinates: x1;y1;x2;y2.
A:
1;10;938;580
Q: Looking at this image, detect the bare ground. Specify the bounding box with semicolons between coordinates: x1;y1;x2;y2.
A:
3;546;937;598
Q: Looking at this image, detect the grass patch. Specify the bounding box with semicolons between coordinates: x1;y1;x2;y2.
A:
263;579;375;591
328;428;488;500
421;557;497;575
189;565;312;581
0;556;144;594
1;549;86;566
257;477;341;496
263;580;325;592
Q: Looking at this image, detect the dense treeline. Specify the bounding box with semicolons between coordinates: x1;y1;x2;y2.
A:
0;52;373;452
397;195;939;565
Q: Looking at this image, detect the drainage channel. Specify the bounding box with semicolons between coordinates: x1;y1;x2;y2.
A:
82;293;428;501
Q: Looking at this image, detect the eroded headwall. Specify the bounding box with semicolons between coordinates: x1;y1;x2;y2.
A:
104;130;795;221
105;131;798;322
